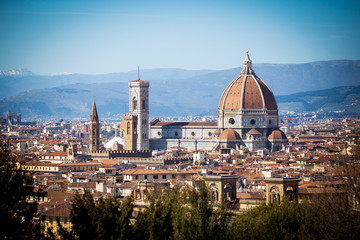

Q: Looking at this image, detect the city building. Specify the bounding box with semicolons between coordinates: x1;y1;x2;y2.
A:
149;52;288;152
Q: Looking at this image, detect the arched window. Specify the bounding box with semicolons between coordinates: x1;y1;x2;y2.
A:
270;186;280;204
286;186;295;200
133;97;137;110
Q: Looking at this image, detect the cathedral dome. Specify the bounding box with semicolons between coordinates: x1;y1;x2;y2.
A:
218;128;241;141
247;128;261;135
218;52;277;111
268;129;287;140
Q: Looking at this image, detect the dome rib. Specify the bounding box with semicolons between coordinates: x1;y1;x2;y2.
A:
218;53;278;112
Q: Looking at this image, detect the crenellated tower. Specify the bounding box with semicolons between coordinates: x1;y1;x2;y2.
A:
89;98;100;151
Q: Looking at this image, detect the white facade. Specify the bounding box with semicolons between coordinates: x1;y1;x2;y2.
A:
129;80;150;150
144;53;288;152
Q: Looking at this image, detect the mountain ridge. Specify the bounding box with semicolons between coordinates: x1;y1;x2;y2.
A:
0;60;359;119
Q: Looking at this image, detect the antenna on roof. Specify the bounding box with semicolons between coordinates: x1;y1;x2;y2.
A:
138;65;140;80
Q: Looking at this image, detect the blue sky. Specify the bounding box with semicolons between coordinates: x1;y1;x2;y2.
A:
0;0;359;75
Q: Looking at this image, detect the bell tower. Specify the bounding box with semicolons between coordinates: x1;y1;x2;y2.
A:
129;76;150;151
89;97;100;152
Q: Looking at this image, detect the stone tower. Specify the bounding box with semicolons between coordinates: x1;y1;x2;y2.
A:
123;114;138;151
89;98;100;151
129;78;149;150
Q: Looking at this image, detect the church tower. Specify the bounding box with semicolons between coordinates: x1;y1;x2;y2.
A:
129;77;149;150
89;98;100;152
123;114;138;151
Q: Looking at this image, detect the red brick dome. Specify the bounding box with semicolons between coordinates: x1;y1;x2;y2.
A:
268;129;287;140
218;128;241;141
218;52;277;111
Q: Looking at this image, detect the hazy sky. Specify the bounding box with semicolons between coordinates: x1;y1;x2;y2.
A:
1;0;359;75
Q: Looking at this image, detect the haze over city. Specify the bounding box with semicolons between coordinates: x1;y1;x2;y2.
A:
1;0;360;75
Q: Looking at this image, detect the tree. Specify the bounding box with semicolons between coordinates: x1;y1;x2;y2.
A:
67;191;134;240
0;144;43;239
229;199;310;240
133;182;232;240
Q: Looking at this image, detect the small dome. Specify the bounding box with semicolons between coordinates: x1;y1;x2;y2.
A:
247;128;261;135
268;130;287;140
218;128;241;141
218;52;277;111
214;128;221;135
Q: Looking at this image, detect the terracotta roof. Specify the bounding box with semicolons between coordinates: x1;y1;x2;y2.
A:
218;74;277;111
218;128;241;141
268;129;287;140
95;159;119;166
151;122;217;127
131;79;148;83
44;207;71;217
122;168;199;175
43;152;68;157
118;182;137;189
248;128;261;135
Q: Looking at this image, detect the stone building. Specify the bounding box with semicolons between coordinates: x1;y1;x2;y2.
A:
89;98;100;152
149;52;288;152
129;78;150;150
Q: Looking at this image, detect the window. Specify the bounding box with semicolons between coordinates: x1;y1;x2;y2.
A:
135;175;138;180
157;131;161;136
250;119;256;125
142;100;146;110
175;132;178;137
172;174;176;179
191;132;195;137
162;175;167;179
144;175;148;179
154;175;158;179
269;119;272;125
208;132;212;137
229;118;235;124
133;97;137;110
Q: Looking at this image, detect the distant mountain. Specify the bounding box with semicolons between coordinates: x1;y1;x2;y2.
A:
0;68;34;78
276;85;360;114
1;60;359;101
0;68;215;99
0;60;359;119
0;81;358;120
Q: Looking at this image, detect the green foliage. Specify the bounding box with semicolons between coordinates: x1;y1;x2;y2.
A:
133;181;231;240
230;199;308;240
0;144;43;239
65;191;134;240
62;179;360;240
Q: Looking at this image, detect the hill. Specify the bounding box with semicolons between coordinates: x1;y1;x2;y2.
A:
0;68;215;99
0;82;358;120
276;85;360;114
0;60;359;119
